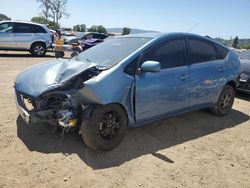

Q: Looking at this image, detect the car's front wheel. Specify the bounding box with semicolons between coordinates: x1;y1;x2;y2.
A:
81;104;127;151
211;85;235;116
30;42;46;57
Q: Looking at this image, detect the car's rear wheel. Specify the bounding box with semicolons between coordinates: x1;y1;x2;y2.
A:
30;42;46;57
211;85;235;116
71;51;79;58
55;51;65;58
81;104;127;151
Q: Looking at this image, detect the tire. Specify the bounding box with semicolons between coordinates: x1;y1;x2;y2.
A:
55;51;64;58
72;46;82;53
211;85;235;116
30;42;46;57
71;51;79;58
81;104;127;151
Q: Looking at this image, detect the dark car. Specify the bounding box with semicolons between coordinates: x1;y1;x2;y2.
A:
14;33;241;151
238;49;250;94
70;38;104;57
64;32;108;45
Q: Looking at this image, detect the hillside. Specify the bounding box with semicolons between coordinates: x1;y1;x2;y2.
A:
214;38;250;48
106;28;159;34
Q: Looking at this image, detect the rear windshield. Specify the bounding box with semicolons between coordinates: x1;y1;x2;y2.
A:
77;37;152;68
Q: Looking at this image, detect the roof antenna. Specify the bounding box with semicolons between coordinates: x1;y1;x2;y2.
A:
187;23;199;33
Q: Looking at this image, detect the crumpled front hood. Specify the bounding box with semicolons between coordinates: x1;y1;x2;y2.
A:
15;58;96;97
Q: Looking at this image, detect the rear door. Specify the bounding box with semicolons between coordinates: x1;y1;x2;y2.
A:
187;37;229;107
12;23;34;49
0;22;15;49
135;37;190;123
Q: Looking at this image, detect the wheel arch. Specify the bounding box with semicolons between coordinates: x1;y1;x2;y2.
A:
30;41;46;50
225;80;237;91
82;103;129;126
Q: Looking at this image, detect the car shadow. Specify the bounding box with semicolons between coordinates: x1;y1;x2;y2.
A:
16;109;249;169
0;53;54;58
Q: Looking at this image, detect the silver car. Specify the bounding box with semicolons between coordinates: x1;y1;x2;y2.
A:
0;21;52;56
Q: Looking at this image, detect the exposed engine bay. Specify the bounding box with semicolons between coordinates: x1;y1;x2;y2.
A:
15;66;102;130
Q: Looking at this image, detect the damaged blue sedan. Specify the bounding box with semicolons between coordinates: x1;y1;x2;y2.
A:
14;33;241;151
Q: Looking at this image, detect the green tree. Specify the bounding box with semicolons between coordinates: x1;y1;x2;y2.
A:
36;0;69;25
73;24;86;32
31;16;59;29
122;27;131;35
232;36;239;48
49;0;69;25
88;25;98;32
47;21;60;29
0;14;11;21
36;0;51;22
31;16;47;24
96;25;107;34
88;25;107;34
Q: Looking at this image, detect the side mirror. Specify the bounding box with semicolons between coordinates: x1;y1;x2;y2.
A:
140;61;161;73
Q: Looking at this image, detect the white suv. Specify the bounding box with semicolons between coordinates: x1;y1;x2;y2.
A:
0;21;52;56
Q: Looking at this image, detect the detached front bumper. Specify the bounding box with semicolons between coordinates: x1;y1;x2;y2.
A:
15;90;32;124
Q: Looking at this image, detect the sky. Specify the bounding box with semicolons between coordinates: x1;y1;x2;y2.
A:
0;0;250;39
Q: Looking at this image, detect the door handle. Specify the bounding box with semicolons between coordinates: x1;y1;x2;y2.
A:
179;74;189;81
218;67;226;72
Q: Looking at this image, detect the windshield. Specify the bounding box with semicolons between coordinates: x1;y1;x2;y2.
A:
77;37;152;68
239;50;250;60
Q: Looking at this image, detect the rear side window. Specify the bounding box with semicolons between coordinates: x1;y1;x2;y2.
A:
32;25;46;33
188;38;217;64
214;43;229;59
142;38;186;69
14;23;32;33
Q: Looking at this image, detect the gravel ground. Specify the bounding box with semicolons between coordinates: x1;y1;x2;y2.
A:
0;51;249;188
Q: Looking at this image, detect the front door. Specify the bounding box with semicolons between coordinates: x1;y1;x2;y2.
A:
0;22;15;49
135;37;190;123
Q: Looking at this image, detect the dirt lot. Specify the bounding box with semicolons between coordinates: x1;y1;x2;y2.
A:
0;51;249;188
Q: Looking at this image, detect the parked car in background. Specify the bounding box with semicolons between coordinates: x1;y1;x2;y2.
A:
14;33;241;151
64;32;108;45
0;21;52;56
238;49;250;94
53;32;108;58
60;27;74;36
70;38;105;57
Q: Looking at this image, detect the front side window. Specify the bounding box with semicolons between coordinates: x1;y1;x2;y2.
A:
0;23;13;33
188;38;217;64
83;33;93;40
141;38;186;69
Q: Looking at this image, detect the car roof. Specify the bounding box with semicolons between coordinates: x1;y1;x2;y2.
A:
119;32;228;48
120;32;210;39
0;20;47;27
